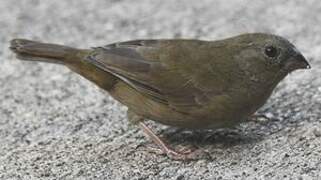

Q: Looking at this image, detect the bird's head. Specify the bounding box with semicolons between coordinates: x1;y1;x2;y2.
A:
231;33;310;84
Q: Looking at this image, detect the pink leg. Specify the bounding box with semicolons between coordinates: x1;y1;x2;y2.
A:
249;113;270;122
139;122;193;160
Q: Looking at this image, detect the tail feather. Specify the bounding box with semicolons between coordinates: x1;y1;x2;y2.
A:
10;39;118;90
10;39;81;64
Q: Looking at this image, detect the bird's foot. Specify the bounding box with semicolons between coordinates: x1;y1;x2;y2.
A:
148;147;192;161
147;145;203;160
249;113;270;123
138;122;208;160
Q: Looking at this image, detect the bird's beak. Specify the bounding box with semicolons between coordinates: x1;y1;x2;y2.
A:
284;52;311;71
293;53;311;69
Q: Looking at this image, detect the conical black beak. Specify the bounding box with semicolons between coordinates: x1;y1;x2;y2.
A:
284;52;311;71
294;53;311;69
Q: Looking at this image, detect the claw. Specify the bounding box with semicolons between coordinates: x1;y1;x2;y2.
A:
139;122;209;160
146;146;192;160
249;113;270;122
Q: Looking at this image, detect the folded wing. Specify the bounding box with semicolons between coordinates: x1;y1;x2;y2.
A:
85;39;226;110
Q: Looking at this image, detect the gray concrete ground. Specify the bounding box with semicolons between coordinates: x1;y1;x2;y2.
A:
0;0;320;179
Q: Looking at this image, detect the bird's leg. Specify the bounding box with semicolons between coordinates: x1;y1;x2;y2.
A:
248;113;270;122
138;122;192;160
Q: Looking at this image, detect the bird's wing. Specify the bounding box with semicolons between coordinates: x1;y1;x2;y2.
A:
85;39;230;109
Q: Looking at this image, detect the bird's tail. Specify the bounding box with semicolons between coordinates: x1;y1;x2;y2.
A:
10;39;118;90
10;39;87;64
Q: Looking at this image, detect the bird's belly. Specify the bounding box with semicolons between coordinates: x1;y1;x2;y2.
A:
148;91;273;129
110;81;272;129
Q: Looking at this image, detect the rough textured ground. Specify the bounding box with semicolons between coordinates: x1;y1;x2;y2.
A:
0;0;320;179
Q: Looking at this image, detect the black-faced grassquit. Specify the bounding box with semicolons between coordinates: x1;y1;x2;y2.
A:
10;33;310;160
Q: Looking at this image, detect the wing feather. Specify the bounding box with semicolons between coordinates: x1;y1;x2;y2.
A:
85;40;214;109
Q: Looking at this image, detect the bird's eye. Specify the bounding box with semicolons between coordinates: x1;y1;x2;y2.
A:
264;46;279;58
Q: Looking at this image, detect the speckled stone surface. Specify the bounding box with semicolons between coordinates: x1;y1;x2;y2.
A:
0;0;320;179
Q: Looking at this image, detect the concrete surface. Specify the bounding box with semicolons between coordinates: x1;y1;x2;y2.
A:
0;0;320;179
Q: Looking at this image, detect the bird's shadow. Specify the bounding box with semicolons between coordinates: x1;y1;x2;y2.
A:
151;112;305;150
159;125;261;149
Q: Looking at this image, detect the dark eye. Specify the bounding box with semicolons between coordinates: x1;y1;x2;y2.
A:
264;46;279;58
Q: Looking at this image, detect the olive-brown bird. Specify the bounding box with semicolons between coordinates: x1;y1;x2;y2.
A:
10;33;310;159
